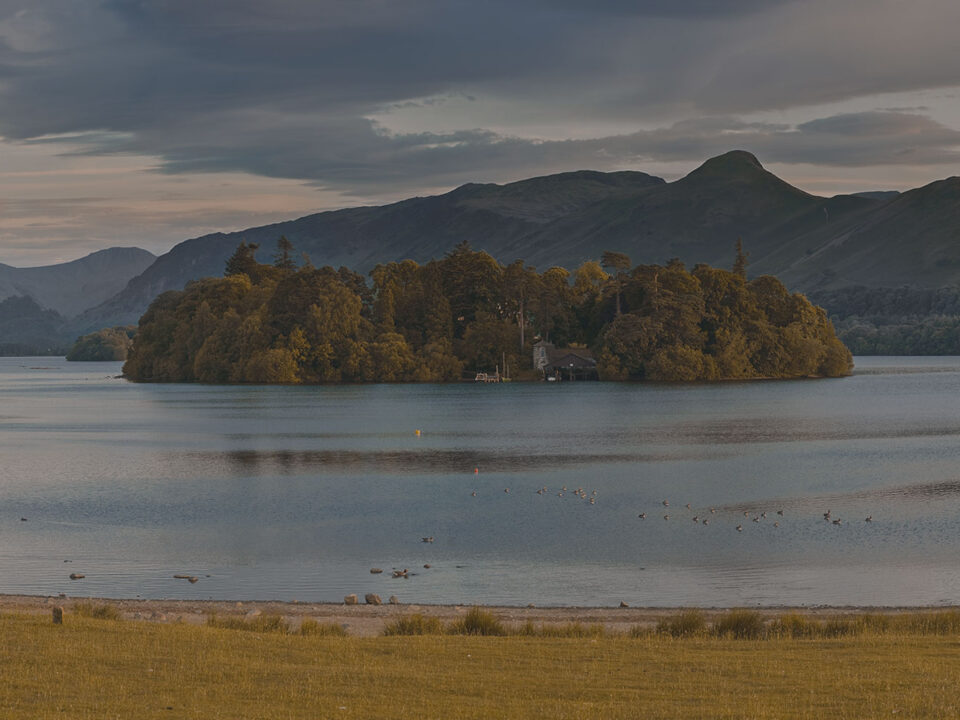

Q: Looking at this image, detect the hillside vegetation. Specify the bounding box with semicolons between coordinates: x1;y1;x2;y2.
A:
123;239;851;383
811;285;960;354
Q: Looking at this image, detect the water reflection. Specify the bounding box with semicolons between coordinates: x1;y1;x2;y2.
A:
200;448;722;474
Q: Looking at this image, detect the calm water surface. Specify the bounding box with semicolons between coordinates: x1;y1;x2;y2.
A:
2;356;960;606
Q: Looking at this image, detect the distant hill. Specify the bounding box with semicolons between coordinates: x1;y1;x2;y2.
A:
0;295;68;355
0;247;155;317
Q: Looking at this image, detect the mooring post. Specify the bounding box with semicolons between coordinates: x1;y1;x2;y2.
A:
52;606;64;624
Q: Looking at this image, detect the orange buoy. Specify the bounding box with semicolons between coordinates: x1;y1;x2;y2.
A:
474;468;479;474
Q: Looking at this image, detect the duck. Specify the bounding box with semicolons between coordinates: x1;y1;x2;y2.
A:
736;525;743;532
421;536;434;543
638;513;646;519
865;516;873;522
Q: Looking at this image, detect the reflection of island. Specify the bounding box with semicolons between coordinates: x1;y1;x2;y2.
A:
123;239;851;385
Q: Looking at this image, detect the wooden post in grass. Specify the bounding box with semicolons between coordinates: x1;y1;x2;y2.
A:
52;606;64;624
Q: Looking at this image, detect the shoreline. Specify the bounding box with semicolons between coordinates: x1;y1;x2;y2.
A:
3;593;957;637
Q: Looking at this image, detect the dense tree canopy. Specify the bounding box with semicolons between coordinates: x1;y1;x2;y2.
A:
123;239;852;383
66;326;136;361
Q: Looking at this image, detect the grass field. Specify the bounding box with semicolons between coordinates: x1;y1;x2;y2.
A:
2;609;959;719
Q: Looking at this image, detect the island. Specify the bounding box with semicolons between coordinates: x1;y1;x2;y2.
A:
122;239;852;383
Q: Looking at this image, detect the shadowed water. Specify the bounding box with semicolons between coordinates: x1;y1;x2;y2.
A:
2;356;960;606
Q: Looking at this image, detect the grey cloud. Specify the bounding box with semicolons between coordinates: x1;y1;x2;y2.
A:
60;111;958;198
0;0;958;203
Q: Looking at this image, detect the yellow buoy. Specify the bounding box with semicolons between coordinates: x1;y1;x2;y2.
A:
415;429;421;436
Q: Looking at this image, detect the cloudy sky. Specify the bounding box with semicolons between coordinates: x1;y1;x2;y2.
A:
2;0;960;266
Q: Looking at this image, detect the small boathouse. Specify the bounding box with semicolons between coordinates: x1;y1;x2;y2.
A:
533;341;598;381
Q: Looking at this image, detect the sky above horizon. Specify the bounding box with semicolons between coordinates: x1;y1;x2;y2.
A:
2;0;960;267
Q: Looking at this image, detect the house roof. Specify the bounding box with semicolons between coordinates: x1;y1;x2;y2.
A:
546;347;595;367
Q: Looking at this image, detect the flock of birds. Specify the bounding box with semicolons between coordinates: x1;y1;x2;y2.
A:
641;500;875;531
458;482;876;534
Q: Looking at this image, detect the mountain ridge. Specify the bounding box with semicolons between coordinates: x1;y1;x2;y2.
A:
6;151;960;352
0;247;156;318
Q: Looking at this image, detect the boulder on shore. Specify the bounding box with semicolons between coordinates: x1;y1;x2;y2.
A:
364;593;382;605
344;594;359;605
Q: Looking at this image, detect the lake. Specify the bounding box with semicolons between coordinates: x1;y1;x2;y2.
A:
2;356;960;607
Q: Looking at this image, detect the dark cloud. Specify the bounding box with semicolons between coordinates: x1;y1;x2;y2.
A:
0;0;959;204
51;111;955;198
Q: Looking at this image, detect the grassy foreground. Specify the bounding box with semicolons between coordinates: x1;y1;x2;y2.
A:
3;611;960;719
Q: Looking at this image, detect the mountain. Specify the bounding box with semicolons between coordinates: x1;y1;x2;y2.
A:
22;151;960;349
73;170;666;330
517;151;881;274
0;247;156;318
770;177;960;292
0;295;68;354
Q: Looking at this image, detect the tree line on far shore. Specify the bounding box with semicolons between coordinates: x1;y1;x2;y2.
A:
120;238;852;383
66;326;136;361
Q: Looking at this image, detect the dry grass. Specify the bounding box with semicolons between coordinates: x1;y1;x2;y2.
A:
71;602;123;621
382;613;444;636
206;613;346;637
2;610;960;719
656;609;707;638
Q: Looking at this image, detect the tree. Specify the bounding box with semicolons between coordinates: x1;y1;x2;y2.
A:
733;238;749;279
601;251;631;316
273;235;296;271
225;242;261;278
503;260;540;351
437;242;503;336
